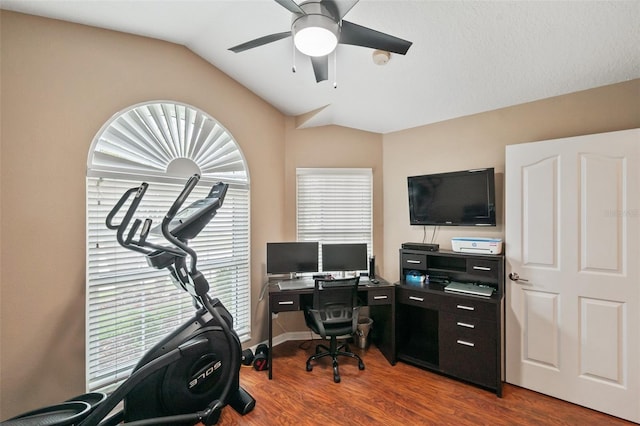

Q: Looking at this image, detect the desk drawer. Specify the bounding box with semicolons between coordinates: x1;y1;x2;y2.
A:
439;295;496;321
466;258;500;279
440;312;496;342
397;287;441;309
271;293;300;312
367;288;393;305
401;253;427;271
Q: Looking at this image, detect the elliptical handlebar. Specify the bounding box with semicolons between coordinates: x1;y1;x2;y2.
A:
105;183;152;255
161;174;201;273
105;183;148;231
105;180;188;258
165;174;200;220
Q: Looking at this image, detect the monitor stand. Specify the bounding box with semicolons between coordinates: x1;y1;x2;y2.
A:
335;271;359;279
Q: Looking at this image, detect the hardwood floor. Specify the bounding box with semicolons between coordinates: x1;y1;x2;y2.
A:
216;340;635;425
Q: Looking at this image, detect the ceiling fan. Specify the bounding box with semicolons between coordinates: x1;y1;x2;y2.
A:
228;0;413;83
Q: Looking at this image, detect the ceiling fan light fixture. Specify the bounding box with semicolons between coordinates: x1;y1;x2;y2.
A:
292;14;339;57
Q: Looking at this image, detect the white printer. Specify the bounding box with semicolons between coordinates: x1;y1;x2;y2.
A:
451;237;503;255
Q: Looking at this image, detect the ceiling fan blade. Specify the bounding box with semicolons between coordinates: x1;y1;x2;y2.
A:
310;56;329;82
274;0;306;15
321;0;359;20
229;31;292;53
339;20;412;55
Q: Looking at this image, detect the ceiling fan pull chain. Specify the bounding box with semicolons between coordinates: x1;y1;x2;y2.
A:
292;41;296;73
333;50;338;89
334;21;341;88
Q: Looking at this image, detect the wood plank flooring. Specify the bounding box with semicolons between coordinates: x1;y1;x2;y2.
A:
215;340;634;425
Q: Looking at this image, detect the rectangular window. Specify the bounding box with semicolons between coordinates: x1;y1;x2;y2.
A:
296;168;373;267
86;177;250;391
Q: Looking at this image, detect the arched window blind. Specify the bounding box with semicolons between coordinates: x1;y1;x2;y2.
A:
296;168;373;267
86;101;250;392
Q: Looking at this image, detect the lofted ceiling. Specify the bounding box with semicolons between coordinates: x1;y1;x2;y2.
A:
2;0;639;134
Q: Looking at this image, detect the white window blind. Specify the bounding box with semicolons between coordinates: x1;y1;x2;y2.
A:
296;168;373;263
86;101;250;392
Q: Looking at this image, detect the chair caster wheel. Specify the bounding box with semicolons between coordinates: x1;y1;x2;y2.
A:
306;364;313;372
358;361;365;370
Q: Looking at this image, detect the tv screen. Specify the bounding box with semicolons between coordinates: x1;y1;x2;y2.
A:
266;242;319;275
322;243;368;272
407;168;496;226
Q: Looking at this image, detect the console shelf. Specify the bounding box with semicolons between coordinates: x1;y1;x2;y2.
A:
396;248;504;396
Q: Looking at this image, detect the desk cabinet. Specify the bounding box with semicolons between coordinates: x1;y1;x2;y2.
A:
367;286;396;365
439;312;496;389
396;249;504;396
396;287;441;367
439;299;497;391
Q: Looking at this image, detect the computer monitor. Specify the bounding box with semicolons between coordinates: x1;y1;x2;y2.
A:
322;243;368;273
266;242;319;276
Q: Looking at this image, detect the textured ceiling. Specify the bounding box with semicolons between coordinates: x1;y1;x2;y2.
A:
2;0;639;134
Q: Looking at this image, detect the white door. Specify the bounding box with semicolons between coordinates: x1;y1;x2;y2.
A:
505;129;639;422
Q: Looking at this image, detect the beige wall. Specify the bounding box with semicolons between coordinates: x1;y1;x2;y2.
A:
382;79;640;281
0;11;290;417
1;8;639;421
0;11;385;418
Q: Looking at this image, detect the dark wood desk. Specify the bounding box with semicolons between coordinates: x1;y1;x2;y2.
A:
267;277;396;379
397;249;504;396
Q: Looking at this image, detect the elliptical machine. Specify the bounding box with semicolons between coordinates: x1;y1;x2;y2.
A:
2;174;255;425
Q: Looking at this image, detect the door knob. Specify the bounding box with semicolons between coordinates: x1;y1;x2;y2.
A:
509;272;529;282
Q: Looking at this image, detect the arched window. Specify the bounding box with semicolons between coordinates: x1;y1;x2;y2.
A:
86;101;250;391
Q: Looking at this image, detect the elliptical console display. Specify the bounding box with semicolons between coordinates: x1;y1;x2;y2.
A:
2;174;255;426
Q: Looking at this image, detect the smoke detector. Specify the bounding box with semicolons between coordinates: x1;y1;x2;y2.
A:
372;50;391;65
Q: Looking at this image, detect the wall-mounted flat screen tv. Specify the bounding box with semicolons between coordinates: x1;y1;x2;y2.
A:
407;168;496;226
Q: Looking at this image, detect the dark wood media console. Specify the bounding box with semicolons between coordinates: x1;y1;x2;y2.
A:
396;248;504;396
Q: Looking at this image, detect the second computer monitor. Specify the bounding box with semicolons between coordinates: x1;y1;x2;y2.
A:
322;243;368;273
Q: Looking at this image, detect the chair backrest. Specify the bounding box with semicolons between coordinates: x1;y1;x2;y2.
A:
306;277;360;337
312;276;360;312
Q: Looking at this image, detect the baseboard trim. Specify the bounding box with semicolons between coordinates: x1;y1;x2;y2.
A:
273;331;317;346
248;331;355;353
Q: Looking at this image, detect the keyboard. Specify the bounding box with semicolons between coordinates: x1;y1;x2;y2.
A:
444;282;494;297
276;276;375;290
277;280;315;291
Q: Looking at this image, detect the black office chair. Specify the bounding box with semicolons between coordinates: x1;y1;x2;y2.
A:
304;276;365;383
